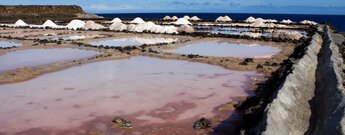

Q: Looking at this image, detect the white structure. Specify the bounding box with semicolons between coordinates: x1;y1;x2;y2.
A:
111;18;122;23
14;19;28;27
66;20;86;30
173;18;192;25
130;17;145;24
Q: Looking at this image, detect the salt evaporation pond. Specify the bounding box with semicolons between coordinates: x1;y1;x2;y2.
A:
88;37;178;47
0;48;99;73
194;26;308;37
0;57;262;134
165;41;280;58
0;41;22;48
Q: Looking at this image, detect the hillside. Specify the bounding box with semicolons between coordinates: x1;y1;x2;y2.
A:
0;5;101;24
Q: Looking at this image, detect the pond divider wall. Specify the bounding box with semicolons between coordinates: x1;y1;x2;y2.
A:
251;26;345;135
254;29;322;135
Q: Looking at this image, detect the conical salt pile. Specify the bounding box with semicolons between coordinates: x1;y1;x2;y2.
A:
190;16;201;21
66;20;86;30
130;17;145;24
171;16;179;21
109;22;127;31
177;25;195;33
163;16;172;21
174;18;192;25
111;18;122;23
43;20;58;27
82;20;105;30
14;19;28;27
245;16;256;23
183;15;190;20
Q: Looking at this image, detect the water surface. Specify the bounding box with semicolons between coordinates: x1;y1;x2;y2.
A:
89;37;178;47
0;41;22;48
0;48;99;73
165;41;280;58
0;57;261;134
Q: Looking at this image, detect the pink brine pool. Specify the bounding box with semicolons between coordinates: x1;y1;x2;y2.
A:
0;57;262;135
0;48;99;73
164;41;280;58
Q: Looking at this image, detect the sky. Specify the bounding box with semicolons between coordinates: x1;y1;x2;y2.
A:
1;0;345;15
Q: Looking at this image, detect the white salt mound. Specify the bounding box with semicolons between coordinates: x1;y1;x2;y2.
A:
183;15;191;20
66;20;86;30
281;19;294;24
174;18;192;25
245;16;256;23
177;25;195;33
109;22;127;31
14;19;28;27
190;16;201;21
111;18;122;23
130;17;145;24
163;25;178;34
42;20;58;28
253;19;266;27
171;16;179;21
163;16;172;21
265;19;278;23
215;16;232;22
300;20;318;25
152;25;165;33
82;21;105;30
133;21;156;32
127;24;136;31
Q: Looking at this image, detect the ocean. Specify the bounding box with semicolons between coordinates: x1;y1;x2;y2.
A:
97;13;345;32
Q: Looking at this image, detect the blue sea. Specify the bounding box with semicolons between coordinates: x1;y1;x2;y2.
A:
97;13;345;32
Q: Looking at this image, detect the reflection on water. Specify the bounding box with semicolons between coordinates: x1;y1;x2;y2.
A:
0;56;262;134
194;26;307;37
165;41;280;58
88;37;178;47
0;41;22;48
39;35;105;41
0;48;99;73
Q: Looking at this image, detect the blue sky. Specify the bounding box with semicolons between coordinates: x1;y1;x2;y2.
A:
1;0;345;15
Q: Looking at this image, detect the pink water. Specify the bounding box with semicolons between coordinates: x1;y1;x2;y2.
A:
0;48;99;73
0;57;262;135
165;41;280;58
